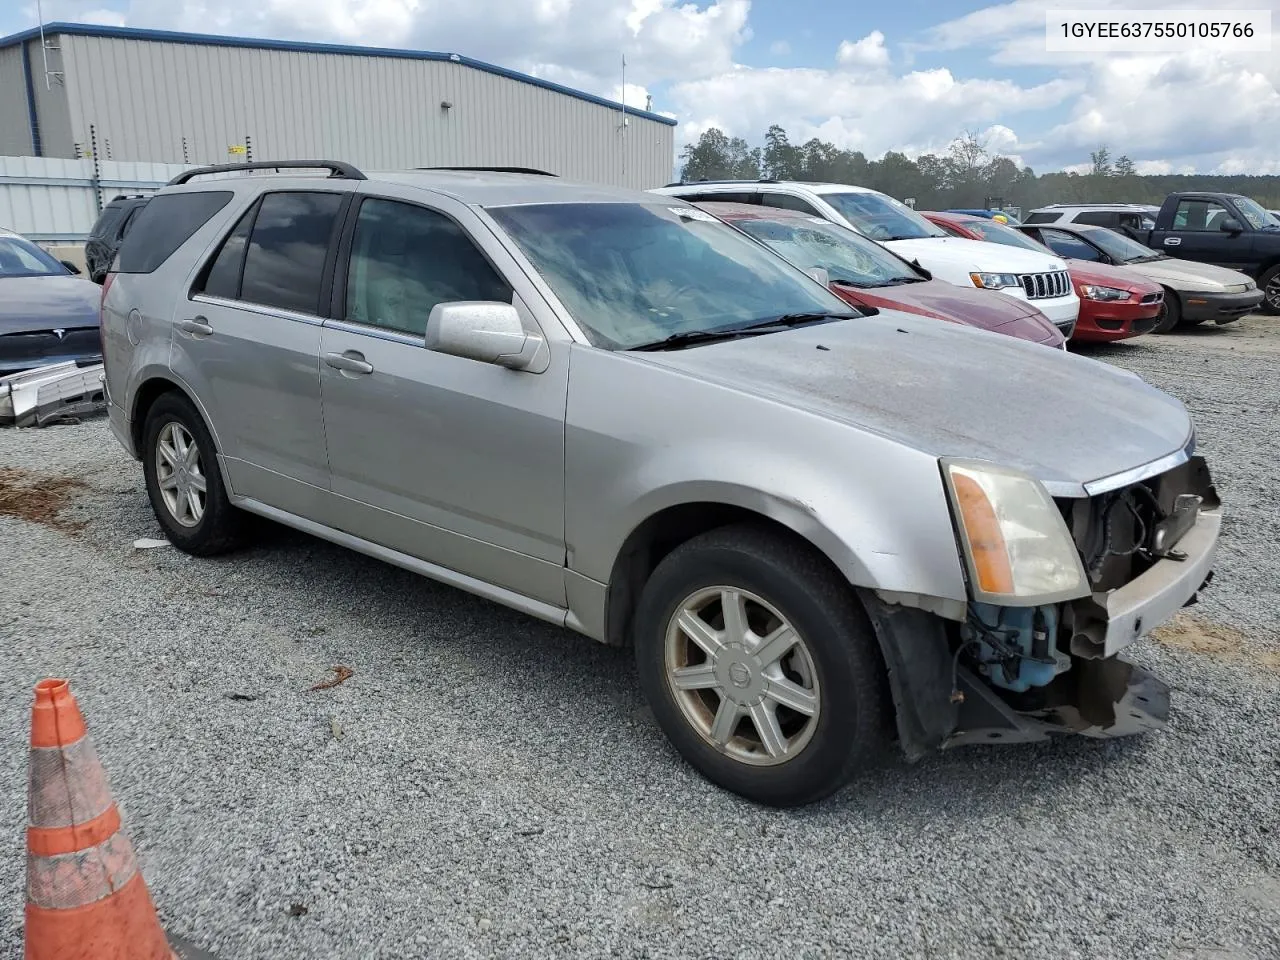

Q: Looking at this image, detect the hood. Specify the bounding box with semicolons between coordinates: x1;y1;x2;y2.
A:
883;235;1067;274
1123;257;1254;292
835;279;1061;344
0;275;101;334
632;310;1190;494
1066;259;1161;294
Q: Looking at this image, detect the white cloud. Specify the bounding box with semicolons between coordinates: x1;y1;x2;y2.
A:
670;66;1076;160
99;0;750;95
769;39;790;57
835;30;888;69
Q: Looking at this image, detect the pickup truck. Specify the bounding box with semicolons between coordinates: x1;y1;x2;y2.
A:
1137;192;1280;313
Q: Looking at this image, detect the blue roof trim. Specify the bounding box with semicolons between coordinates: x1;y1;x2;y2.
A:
0;21;679;127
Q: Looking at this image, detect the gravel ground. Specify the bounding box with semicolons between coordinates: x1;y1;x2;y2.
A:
2;317;1278;960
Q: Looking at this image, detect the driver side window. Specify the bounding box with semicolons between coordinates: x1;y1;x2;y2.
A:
345;199;513;336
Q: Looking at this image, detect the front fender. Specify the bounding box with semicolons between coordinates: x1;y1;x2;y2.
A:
565;347;968;603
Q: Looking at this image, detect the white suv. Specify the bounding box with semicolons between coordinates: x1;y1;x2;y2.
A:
654;181;1080;334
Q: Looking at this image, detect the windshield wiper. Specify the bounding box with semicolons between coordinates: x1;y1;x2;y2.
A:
629;312;858;352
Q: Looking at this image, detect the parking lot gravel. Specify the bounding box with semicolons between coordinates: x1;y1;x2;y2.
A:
2;317;1278;960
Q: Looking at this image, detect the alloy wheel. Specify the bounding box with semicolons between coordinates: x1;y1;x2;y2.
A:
1267;275;1280;311
664;585;821;766
155;421;207;528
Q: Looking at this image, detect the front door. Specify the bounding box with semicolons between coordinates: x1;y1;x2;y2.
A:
1160;197;1251;271
318;194;569;606
172;189;351;513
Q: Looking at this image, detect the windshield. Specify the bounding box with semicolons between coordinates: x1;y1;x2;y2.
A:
1232;196;1280;230
1077;226;1161;262
734;216;921;286
961;219;1050;253
488;202;854;349
821;192;947;242
0;236;67;278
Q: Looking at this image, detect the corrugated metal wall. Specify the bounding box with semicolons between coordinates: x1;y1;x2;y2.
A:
0;42;34;157
0;156;188;240
55;34;674;189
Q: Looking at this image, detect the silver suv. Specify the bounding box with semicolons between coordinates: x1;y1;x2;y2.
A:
102;162;1221;807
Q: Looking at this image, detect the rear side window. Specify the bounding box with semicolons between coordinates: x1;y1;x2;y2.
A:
1073;211;1116;227
195;205;256;300
760;193;821;215
1039;229;1103;262
1024;212;1062;224
239;192;345;315
679;191;758;204
90;206;124;239
114;191;232;273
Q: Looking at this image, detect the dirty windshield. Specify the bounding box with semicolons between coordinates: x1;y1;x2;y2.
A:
1232;195;1280;230
488;202;852;349
734;216;923;287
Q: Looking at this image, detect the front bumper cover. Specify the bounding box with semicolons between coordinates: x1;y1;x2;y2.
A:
1180;288;1264;323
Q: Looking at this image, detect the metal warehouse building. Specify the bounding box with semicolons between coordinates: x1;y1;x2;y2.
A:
0;22;676;189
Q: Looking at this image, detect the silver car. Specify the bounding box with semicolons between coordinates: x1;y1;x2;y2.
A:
102;162;1222;807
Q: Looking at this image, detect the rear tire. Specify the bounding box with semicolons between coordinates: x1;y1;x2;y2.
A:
1260;264;1280;315
633;523;890;807
142;392;249;556
1152;290;1182;333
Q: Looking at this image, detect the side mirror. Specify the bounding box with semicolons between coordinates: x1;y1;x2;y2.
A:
805;266;830;286
425;301;543;370
1219;217;1244;234
60;260;82;275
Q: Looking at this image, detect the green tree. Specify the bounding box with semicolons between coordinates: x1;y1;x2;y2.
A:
1090;146;1113;177
1114;155;1136;177
678;128;760;181
763;125;801;180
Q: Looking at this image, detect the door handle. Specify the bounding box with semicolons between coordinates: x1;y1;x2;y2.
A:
324;351;374;375
1164;237;1181;246
178;316;213;337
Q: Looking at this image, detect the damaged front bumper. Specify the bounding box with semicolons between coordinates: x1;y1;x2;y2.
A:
863;456;1222;756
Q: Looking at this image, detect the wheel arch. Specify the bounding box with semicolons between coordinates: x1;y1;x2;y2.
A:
601;486;883;650
129;376;230;488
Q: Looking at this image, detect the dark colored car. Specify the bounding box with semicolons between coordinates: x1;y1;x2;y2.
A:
85;194;150;284
924;212;1166;343
0;229;103;375
695;202;1065;347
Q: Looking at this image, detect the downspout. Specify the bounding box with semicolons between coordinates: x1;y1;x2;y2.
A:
21;41;43;157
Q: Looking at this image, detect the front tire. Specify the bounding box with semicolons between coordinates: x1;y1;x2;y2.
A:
142;392;248;555
1259;264;1280;315
633;523;889;807
1151;289;1182;333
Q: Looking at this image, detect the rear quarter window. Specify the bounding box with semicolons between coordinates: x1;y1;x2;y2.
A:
113;191;233;274
1024;212;1063;224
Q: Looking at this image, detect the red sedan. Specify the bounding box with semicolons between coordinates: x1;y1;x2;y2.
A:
922;212;1165;343
696;202;1065;347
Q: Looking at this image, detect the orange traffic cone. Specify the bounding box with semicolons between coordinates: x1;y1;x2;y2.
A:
24;678;176;960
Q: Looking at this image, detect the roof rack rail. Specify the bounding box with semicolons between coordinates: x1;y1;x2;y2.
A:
415;166;558;176
662;178;779;187
167;160;366;186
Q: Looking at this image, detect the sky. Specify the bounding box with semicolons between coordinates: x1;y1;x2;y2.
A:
5;0;1279;175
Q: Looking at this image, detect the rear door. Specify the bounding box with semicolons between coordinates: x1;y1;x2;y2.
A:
317;190;569;605
174;188;352;514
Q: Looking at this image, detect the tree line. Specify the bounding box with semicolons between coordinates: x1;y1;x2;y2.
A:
677;126;1280;211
